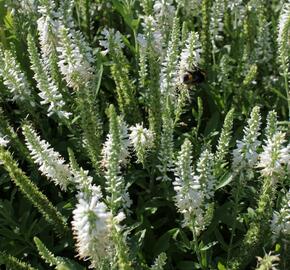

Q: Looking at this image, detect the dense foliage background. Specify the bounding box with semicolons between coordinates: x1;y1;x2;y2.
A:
0;0;289;269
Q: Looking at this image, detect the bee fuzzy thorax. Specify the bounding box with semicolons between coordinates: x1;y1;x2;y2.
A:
181;72;193;85
180;66;205;86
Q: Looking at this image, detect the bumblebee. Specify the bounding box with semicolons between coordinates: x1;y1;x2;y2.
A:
181;65;205;86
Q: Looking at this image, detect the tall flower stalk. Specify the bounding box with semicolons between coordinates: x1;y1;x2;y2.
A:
227;106;261;263
22;123;72;191
100;28;140;123
27;34;71;120
173;139;215;269
214;108;234;177
101;105;133;270
57;21;94;90
68;146;113;268
232;106;261;178
71;168;113;268
153;0;175;50
173;139;204;230
56;16;103;172
37;0;62;85
157;99;174;181
0;48;35;108
138;16;162;138
160;16;180;106
277;3;290;120
102;105;131;213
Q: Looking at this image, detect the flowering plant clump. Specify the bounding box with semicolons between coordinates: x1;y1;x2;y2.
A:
0;1;289;270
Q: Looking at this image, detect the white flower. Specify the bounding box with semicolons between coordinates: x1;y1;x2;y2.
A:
278;3;290;47
195;150;215;200
277;3;290;70
0;136;9;147
257;132;290;179
151;252;167;270
101;134;113;168
23;125;72;190
102;111;131;213
0;49;34;106
227;0;246;29
114;211;126;223
160;17;180;92
72;168;102;200
27;34;71;119
57;23;94;89
102;119;130;168
121;190;133;210
256;251;280;270
210;0;225;47
70;164;116;267
16;0;38;15
232;107;261;177
173;139;206;232
129;123;154;163
232;139;260;170
174;180;204;229
153;0;175;53
179;32;201;81
72;197;112;264
37;76;71;119
37;3;59;59
99;28;125;55
129;124;154;146
153;0;175;21
137;33;148;48
141;15;163;53
271;190;290;242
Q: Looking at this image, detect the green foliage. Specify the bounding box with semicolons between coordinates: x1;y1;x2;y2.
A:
0;146;68;235
0;1;289;270
0;251;37;270
34;237;84;270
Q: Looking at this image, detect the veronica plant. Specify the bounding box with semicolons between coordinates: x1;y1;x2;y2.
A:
0;1;289;270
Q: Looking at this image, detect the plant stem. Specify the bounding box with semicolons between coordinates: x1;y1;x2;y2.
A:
227;173;243;265
192;226;206;270
283;70;290;121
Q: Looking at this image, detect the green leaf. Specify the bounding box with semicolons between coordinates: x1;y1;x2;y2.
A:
178;229;191;250
269;87;287;101
217;261;227;270
204;113;220;136
215;172;233;190
200;241;218;251
94;64;103;98
153;229;178;256
275;243;281;252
